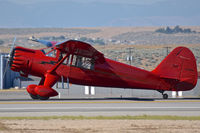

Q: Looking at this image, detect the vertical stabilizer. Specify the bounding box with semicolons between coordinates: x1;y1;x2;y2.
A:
152;47;197;91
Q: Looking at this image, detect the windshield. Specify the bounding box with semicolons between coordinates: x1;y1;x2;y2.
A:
40;47;57;58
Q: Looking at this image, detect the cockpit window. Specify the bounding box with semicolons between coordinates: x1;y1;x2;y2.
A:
80;56;95;70
41;47;57;58
75;55;94;70
63;54;95;70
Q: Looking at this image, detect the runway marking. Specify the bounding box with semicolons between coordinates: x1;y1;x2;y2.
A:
0;100;199;104
0;106;200;110
0;89;26;92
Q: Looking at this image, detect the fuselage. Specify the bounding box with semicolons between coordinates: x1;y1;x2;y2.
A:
11;46;171;91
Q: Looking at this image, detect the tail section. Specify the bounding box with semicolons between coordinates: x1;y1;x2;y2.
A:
152;47;198;91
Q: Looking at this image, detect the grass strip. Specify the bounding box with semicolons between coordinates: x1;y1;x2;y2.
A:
0;115;200;120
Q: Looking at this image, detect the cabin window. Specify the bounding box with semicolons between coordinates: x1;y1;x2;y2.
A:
60;54;73;65
47;50;57;58
71;55;77;66
41;47;57;58
72;55;94;70
81;57;94;70
62;54;95;70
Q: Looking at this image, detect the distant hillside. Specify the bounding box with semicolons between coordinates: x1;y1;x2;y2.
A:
112;31;200;45
0;27;200;71
0;28;100;35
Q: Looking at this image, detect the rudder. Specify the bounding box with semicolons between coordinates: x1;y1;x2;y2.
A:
152;47;198;91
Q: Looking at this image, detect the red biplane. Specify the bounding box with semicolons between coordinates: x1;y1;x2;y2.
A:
6;38;198;100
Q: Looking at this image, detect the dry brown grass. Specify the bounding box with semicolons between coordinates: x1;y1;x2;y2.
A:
1;119;200;133
0;121;9;131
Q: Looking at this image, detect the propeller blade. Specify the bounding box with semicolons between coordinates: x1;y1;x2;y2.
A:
3;37;16;80
9;37;16;57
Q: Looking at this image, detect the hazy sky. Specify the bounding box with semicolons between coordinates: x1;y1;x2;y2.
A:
2;0;166;5
0;0;199;27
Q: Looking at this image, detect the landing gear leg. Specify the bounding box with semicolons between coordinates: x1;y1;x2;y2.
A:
158;90;168;99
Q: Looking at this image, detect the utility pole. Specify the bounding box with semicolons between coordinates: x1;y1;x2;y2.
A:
126;48;134;65
163;46;171;57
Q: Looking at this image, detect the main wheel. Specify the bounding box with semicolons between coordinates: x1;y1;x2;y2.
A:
29;94;39;100
163;93;168;99
37;95;49;100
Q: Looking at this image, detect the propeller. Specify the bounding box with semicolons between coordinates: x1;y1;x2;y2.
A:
3;37;16;80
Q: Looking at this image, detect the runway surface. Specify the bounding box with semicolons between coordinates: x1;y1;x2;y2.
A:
0;90;200;117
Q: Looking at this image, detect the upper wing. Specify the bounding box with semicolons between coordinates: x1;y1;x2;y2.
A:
55;40;104;61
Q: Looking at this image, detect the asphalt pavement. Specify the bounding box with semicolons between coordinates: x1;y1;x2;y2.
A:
0;89;200;117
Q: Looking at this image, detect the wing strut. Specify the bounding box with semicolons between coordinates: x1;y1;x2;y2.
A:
44;53;70;89
48;53;70;74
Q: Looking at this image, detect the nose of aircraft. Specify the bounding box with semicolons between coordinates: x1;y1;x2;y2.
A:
9;47;30;73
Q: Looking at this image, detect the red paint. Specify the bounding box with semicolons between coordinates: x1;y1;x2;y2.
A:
34;85;58;97
9;40;198;99
26;84;37;96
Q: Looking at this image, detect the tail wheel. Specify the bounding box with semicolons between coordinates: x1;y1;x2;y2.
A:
157;90;169;99
163;93;168;99
29;94;39;100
